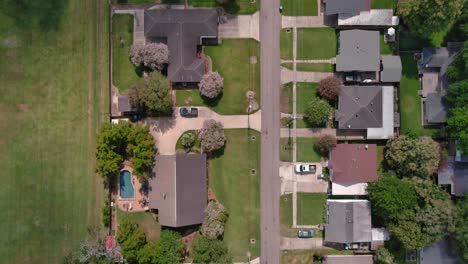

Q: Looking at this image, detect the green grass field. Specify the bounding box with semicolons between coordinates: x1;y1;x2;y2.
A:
296;82;318;114
280;0;318;16
209;129;260;261
281;82;293;114
281;29;294;60
0;0;108;262
176;40;260;115
371;0;396;9
400;54;439;137
296;193;326;225
117;210;161;242
188;0;260;14
296;138;322;162
282;63;334;72
280;137;294;161
297;28;337;60
112;14;141;93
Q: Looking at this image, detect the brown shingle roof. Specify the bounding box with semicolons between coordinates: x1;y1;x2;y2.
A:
329;144;378;183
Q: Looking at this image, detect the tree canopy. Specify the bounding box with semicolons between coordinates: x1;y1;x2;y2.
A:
447;106;468;155
128;71;173;115
200;201;229;240
303;97;332;127
385;136;440;179
130;43;169;71
154;230;185;264
198;119;226;153
96;122;155;179
191;235;232;264
199;71;224;99
454;195;468;261
317;76;341;100
314;134;337;155
116;219;147;264
397;0;464;37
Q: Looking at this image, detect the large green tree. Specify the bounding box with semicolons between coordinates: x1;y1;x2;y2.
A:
191;235;232;264
447;80;468;107
137;242;159;264
116;219;147;264
397;0;464;36
385;136;440;179
153;230;185;264
454;195;468;261
447;106;468;155
303;97;332;127
128;71;173;115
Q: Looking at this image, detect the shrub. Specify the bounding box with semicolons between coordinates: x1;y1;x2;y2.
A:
198;119;225;153
200;201;229;240
101;199;110;228
130;43;144;66
181;132;196;151
199;71;224;99
142;42;169;71
303;98;332;127
317;76;341;100
128;71;173;115
315;135;337;155
191;235;232;263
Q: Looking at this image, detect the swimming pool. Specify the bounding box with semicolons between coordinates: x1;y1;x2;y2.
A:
120;170;134;199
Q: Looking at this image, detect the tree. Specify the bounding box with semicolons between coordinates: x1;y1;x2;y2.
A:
314;134;337;155
126;124;155;178
385;136;440;179
142;42;169;71
447;80;468;107
130;43;144;66
153;230;185;264
317;76;341;100
367;176;418;223
137;242;159;264
128;71;173;115
101;199;110;228
191;235;232;264
374;247;394;264
397;0;464;37
116;219;147;264
303;97;332;127
200;201;229;240
181;132;196;151
388;210;431;250
198;71;224;99
454;195;468;262
198;119;226;153
447;106;468;154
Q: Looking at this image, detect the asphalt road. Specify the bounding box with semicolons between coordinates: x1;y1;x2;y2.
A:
260;0;281;263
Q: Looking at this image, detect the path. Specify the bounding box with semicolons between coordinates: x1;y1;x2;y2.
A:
219;12;260;41
281;16;327;28
260;0;282;262
142;107;261;155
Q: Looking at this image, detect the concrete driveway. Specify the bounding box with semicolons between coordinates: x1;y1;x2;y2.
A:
280;162;328;194
142;107;261;155
219;12;260;41
281;237;331;250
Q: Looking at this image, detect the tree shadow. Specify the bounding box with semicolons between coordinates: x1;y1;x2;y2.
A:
3;0;70;32
221;0;240;15
201;92;223;107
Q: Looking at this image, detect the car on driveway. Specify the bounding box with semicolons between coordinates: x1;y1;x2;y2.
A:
295;164;316;174
298;230;314;238
179;107;198;117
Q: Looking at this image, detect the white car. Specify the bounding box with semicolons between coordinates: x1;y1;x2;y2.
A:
295;164;316;174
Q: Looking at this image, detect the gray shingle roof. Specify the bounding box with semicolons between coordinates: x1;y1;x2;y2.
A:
335;86;383;129
148;153;207;227
144;9;218;83
381;55;402;82
323;0;369;15
336;30;380;72
424;93;447;124
455;162;468;196
325;200;372;243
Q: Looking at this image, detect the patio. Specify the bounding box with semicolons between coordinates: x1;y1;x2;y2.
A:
115;165;149;212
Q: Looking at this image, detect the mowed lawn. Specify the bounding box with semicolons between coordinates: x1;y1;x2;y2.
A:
0;0;108;262
209;129;261;261
296;138;322;162
296;82;318;114
400;54;439;137
297;28;337;60
281;29;293;60
112;14;141;93
371;0;396;9
188;0;260;14
296;193;327;225
118;210;161;242
280;0;318;16
192;39;260;115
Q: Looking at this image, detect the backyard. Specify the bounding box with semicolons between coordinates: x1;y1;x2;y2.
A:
399;54;439;137
296;193;327;226
371;0;396;9
209;129;261;261
0;0;108;262
176;39;261;115
297;138;322;162
297;28;337;60
117;210;161;242
380;32;395;55
112;14;141;93
280;0;318;16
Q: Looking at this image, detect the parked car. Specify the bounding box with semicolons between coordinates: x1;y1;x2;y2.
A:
298;230;314;238
345;73;362;82
295;164;317;174
179;107;198;117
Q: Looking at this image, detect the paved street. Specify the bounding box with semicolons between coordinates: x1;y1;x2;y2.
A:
260;0;281;263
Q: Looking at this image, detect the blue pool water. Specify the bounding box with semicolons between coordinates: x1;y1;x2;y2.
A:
120;170;134;199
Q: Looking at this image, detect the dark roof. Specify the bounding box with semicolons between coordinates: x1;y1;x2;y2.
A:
336;30;380;72
455;161;468;196
381;55;402;82
335;86;383;129
324;255;373;264
118;96;133;113
424;93;447;124
323;0;370;15
419;44;462;77
325;200;372;243
144;9;218;83
148;154;207;227
329;144;378;183
420;237;463;264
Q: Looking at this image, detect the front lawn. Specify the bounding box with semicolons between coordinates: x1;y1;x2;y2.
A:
209;129;260;261
281;82;293;114
371;0;396;9
296;138;322;162
280;0;318;16
117;210;161;242
297;28;337;60
280;137;293;161
280;194;293;236
296;82;318;114
281;29;294;60
400;54;439;137
112;14;141;93
282;249;353;263
178;39;260;115
296;193;327;225
188;0;260;14
282;63;334;72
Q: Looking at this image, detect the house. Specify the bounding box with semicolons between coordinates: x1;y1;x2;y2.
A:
325;200;372;248
336;30;380;75
148;153;207;227
420;237;463;264
144;9;219;83
328;144;378;195
338;9;399;27
417;44;462;126
334;86;395;139
324;255;374;264
438;150;468;197
381;55;402;83
322;0;370;16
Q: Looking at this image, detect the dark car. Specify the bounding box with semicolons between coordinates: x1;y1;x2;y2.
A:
179;107;198;117
298;230;314;238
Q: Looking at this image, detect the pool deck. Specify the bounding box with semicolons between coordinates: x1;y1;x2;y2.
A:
115;165;148;212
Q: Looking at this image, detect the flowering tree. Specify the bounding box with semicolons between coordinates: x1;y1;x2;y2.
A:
200;201;229;239
129;42;169;71
199;71;224;99
198;119;225;153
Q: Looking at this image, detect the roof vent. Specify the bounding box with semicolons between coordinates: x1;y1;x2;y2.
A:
365;145;369;150
163;193;166;199
348;124;351;128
